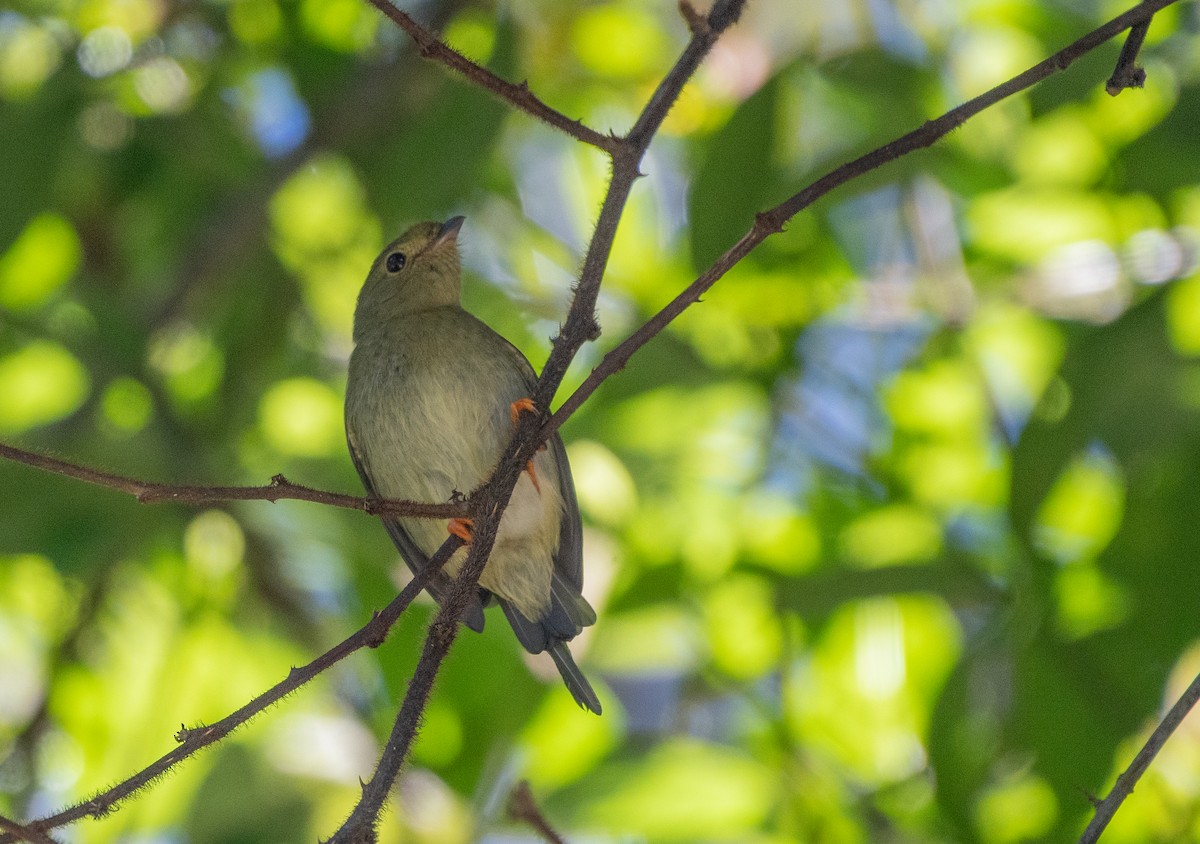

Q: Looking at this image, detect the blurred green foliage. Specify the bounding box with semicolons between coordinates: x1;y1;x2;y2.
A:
1;0;1200;841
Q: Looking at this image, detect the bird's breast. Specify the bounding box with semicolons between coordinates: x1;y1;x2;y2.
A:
348;330;511;500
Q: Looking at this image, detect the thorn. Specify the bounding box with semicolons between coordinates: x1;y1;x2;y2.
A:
754;211;784;235
84;798;113;819
364;611;388;647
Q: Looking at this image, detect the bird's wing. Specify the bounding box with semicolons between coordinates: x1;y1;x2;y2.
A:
492;331;597;642
346;427;486;632
547;431;585;591
492;330;587;592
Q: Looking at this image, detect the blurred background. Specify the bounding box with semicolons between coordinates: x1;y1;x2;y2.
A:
2;0;1200;841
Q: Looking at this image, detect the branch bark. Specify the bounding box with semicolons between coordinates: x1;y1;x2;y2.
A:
544;0;1181;435
0;816;58;844
1078;668;1200;844
509;781;568;844
0;442;465;519
0;536;459;844
363;0;619;153
326;1;748;839
1107;20;1151;95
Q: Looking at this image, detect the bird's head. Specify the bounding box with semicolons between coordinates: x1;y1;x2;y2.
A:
353;216;465;336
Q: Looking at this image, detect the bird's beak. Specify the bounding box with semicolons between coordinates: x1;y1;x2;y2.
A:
432;216;465;249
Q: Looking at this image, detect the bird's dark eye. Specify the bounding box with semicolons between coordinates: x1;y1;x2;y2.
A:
386;252;407;273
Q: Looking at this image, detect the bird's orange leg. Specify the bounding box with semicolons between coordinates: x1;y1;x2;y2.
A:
448;518;474;542
509;397;537;425
509;398;544;493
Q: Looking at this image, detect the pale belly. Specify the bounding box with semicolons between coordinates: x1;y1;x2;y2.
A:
347;337;564;619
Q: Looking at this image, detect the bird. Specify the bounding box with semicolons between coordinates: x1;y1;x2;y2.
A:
344;216;601;714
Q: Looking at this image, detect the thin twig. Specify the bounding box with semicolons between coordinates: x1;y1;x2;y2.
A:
1078;668;1200;844
509;781;568;844
327;473;510;842
325;3;748;839
0;536;460;844
677;0;708;36
0;816;58;844
363;0;619;154
149;0;471;327
0;442;465;519
1107;19;1151;94
533;0;747;413
543;0;1181;435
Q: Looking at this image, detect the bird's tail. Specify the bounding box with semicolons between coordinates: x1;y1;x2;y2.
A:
548;641;602;715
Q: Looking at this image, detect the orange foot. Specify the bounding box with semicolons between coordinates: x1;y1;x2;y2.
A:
509;397;537;425
448;518;474;542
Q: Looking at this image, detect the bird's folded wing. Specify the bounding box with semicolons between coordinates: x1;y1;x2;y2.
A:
346;430;486;632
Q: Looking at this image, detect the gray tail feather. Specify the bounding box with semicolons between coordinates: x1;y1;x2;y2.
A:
548;642;602;715
551;574;596;628
499;602;602;714
501;600;548;653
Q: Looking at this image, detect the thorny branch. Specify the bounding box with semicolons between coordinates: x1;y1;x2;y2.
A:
0;442;465;519
1078;667;1200;844
1108;19;1152;94
327;0;748;839
0;536;461;844
0;816;57;844
543;0;1182;436
509;781;568;844
363;0;619;154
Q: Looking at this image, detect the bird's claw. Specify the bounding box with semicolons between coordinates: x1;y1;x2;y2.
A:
448;518;474;542
510;397;537;426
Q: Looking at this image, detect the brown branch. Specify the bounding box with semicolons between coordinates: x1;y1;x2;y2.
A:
326;3;749;838
327;474;509;842
0;536;460;844
533;0;747;413
0;442;465;520
544;0;1182;435
509;781;568;844
677;1;708;37
364;0;619;154
1078;668;1200;844
1107;19;1151;94
0;816;58;844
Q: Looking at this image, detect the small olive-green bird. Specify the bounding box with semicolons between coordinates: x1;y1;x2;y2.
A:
345;216;601;714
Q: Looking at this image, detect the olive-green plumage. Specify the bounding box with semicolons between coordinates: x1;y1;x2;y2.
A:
345;217;601;714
